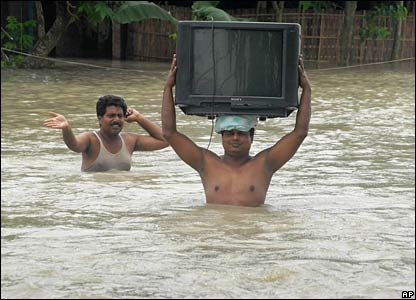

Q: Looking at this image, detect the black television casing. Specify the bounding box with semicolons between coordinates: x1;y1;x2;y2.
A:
175;21;301;119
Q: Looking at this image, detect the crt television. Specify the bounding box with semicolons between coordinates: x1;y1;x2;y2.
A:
175;21;301;119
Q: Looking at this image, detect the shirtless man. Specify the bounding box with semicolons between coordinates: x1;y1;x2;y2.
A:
43;95;168;172
162;55;311;207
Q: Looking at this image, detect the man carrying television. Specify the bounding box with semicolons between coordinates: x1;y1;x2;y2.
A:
162;54;311;207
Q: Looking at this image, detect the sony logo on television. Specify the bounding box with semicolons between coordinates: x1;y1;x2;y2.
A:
230;97;242;101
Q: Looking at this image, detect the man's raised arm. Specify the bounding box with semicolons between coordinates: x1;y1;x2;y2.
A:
43;112;90;153
263;56;312;173
162;54;205;172
125;107;168;151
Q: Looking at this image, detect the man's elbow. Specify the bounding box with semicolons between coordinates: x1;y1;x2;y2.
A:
162;129;174;142
156;140;170;150
295;128;308;141
300;131;308;141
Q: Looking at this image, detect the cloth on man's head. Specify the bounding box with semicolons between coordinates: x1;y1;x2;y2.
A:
214;115;258;133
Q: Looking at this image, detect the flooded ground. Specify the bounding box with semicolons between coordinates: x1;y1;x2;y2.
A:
1;59;415;298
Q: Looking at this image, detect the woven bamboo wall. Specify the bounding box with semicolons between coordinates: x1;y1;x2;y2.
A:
126;6;415;67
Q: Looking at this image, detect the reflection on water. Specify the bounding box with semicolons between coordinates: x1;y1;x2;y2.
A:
1;59;415;298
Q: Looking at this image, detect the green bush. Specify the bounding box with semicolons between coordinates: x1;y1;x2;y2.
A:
1;16;36;67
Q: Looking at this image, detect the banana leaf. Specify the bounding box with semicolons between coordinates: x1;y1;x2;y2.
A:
192;1;221;10
113;1;178;26
191;1;244;21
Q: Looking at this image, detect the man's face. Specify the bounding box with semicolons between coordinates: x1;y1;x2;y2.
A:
221;129;252;156
98;105;125;135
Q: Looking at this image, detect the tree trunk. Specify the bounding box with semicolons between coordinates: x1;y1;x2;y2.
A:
98;20;111;58
340;1;357;66
112;21;122;59
35;1;45;38
24;1;75;68
256;1;267;21
271;1;284;23
391;1;404;60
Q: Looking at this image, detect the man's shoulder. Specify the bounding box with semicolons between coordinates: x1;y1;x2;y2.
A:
78;131;96;139
120;132;142;149
201;148;221;160
120;132;141;141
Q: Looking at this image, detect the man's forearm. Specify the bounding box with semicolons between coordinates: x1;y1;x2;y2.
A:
162;85;177;139
136;115;165;141
294;86;311;135
61;126;80;152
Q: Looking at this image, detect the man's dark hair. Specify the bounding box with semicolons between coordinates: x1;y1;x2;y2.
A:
96;95;127;117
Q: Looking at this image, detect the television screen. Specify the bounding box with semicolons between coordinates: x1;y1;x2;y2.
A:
175;21;301;119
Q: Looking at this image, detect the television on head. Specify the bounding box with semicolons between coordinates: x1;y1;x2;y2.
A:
175;21;301;119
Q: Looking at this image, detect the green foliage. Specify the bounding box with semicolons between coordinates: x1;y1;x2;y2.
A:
1;53;25;68
191;1;240;21
377;2;408;21
73;1;125;24
192;1;221;10
358;2;407;42
299;1;337;12
113;1;178;25
1;16;36;51
359;25;390;41
71;1;178;26
70;1;178;42
1;16;36;67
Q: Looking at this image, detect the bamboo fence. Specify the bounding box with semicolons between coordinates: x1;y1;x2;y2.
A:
126;6;415;67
